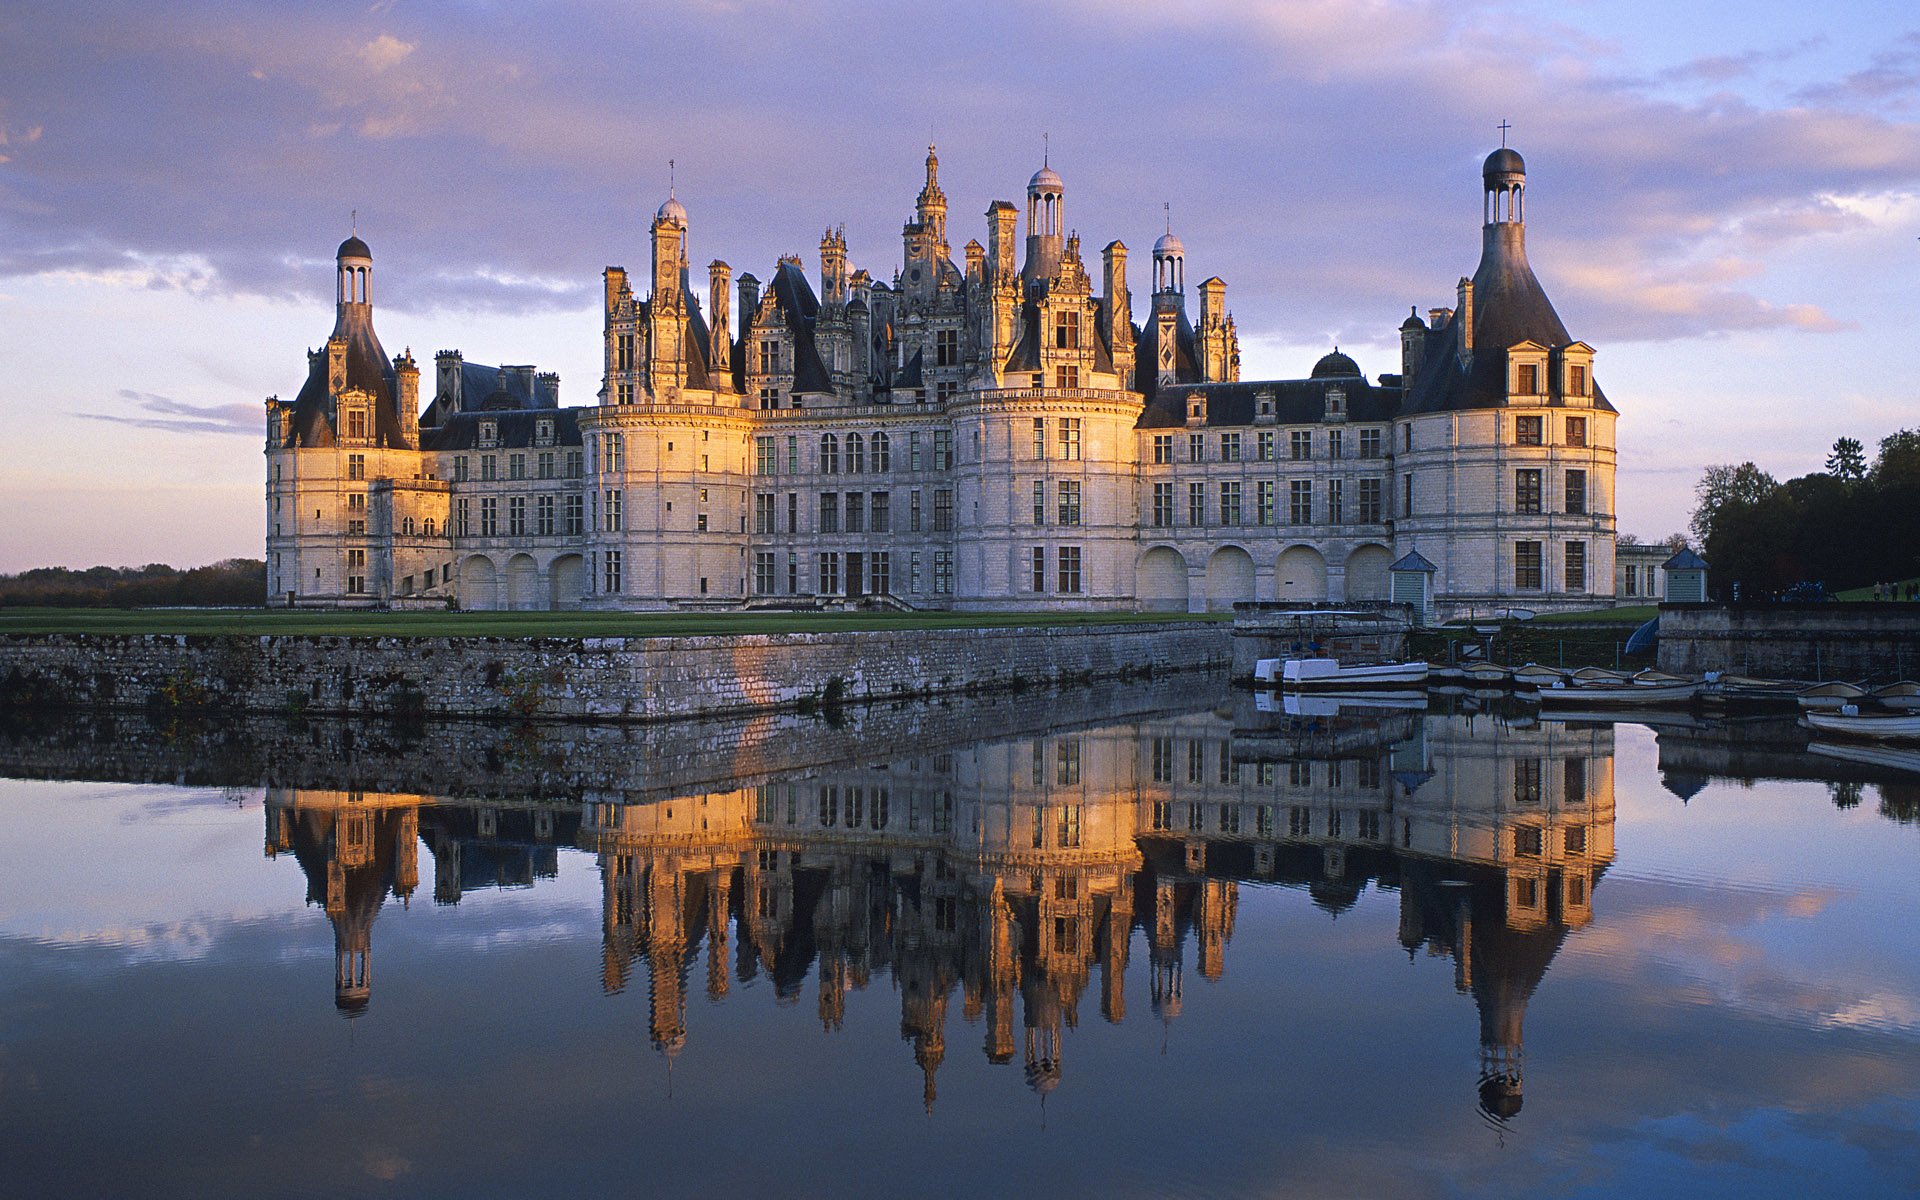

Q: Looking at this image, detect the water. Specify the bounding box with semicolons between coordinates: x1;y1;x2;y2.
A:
2;681;1917;1199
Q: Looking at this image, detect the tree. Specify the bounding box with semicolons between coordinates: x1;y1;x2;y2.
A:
1874;429;1920;489
1826;437;1866;482
1690;462;1778;546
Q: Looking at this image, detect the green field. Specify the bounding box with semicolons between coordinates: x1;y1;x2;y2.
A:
1834;577;1920;601
0;606;1230;639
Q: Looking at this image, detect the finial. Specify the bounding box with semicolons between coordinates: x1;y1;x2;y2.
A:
1043;131;1049;168
1164;201;1171;236
668;158;676;197
351;208;357;235
1497;119;1511;147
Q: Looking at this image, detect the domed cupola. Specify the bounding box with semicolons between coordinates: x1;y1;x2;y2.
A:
1311;348;1362;379
656;195;688;226
336;232;372;311
1483;144;1525;225
1152;227;1185;295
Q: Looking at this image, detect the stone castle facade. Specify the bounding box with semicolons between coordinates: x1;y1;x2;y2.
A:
266;143;1616;617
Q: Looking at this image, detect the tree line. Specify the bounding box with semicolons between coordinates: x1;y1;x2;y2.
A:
1691;431;1920;599
0;560;266;608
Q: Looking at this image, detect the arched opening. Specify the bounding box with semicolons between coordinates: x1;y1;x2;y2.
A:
459;555;498;611
548;554;585;611
1277;545;1329;601
1346;544;1393;601
1205;546;1256;613
505;553;539;611
1136;546;1189;613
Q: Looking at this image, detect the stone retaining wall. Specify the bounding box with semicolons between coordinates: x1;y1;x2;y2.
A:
0;622;1231;724
1657;603;1920;681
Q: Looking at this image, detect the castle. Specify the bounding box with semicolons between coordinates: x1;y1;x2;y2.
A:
265;143;1616;617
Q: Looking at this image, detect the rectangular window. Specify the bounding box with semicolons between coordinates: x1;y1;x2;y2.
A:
537;494;555;536
787;493;798;533
1565;758;1588;806
1033;479;1046;525
1516;363;1539;394
1328;478;1344;524
932;550;954;594
1566;825;1588;855
1257;479;1275;526
755;493;775;534
1516;469;1543;514
1566;415;1588;447
756;436;776;475
937;328;959;366
932;430;953;470
1328;430;1343;459
480;455;496;481
933;489;953;532
1514;826;1544;857
1030;546;1046;592
1188;481;1207;527
1515;415;1543;445
818;552;841;596
1059;418;1081;461
453;456;469;482
507;495;526;536
346;409;367;440
1515;759;1543;804
1258;430;1275;461
754;552;776;595
1057;546;1083;594
1032;417;1047;459
1359;478;1383;523
509;454;525;481
603;549;623;593
820;435;839;475
909;551;923;593
347;454;366;481
870;491;890;532
1289;480;1312;525
1153;481;1175;527
480;497;498;536
1569;364;1588;397
1153;434;1174;464
1219;480;1242;526
788;552;800;594
1054;364;1080;389
566;451;583;479
844;492;864;534
1402;473;1414;517
1290;431;1312;460
1054;310;1081;349
819;493;839;533
604;489;622;532
1058;480;1082;526
871;551;890;595
1566;541;1588;592
1516;540;1544;589
1189;432;1205;463
908;432;923;472
910;490;922;532
1566;469;1588;515
564;494;583;535
1359;428;1382;458
538;451;555;480
1221;432;1242;462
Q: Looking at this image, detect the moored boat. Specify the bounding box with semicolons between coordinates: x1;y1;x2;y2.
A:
1255;657;1430;689
1870;681;1920;712
1536;675;1701;706
1802;708;1920;742
1797;681;1869;712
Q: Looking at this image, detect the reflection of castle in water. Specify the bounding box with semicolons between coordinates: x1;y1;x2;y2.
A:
265;707;1613;1119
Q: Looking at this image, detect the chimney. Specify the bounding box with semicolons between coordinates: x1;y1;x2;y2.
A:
1456;278;1474;357
738;273;761;330
535;371;560;408
709;260;733;379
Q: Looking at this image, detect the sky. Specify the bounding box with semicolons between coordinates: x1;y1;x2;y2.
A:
2;0;1918;571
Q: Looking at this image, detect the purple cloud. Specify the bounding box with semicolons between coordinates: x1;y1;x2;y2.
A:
74;390;260;436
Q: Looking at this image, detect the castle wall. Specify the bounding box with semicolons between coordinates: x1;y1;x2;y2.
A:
1656;604;1920;680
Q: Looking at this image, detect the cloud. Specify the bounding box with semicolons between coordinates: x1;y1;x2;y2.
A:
356;33;415;72
73;390;260;436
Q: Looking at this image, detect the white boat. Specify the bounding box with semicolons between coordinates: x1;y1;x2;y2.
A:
1870;681;1920;712
1808;739;1920;774
1537;677;1700;706
1802;708;1920;742
1797;681;1869;711
1254;657;1429;688
1279;692;1429;716
1511;664;1568;689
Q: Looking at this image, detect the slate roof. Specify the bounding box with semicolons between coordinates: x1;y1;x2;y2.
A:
421;406;584;452
1663;548;1709;571
769;260;835;394
1142;373;1403;429
283;309;400;449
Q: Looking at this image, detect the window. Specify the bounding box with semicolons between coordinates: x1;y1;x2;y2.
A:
820;434;839;474
1565;541;1588;592
508;496;526;536
1219;480;1242;525
1402;473;1414;517
347;454;366;481
1289;480;1312;525
932;550;953;594
932;430;952;470
1515;415;1543;445
453;456;469;482
480;497;498;536
871;432;890;471
1403;424;1412;451
937;328;959;366
1623;565;1640;597
1515;759;1543;805
759;340;780;374
604;490;622;532
844;492;864;533
566;451;583;478
756;436;776;475
1566;415;1588;447
1054;310;1081;349
1054;364;1080;389
870;491;890;532
1221;432;1241;462
603;549;623;593
1033;479;1046;525
1566;469;1588;515
1566;825;1588;855
908;432;923;471
754;552;776;595
479;421;498;447
1328;430;1343;459
1515;469;1543;514
1058;480;1082;526
847;433;865;474
345;548;365;594
909;551;923;593
1359;428;1381;458
785;435;799;474
537;495;555;536
1030;546;1046;591
1188;481;1207;527
1565;758;1588;806
871;552;890;594
536;418;554;445
509;454;525;481
1258;430;1276;461
818;552;841;596
481;455;496;481
1189;432;1205;463
755;493;775;534
1569;364;1588;397
1152;482;1174;527
1257;479;1275;525
788;553;800;594
1290;431;1312;460
1351;474;1382;522
909;491;922;531
1327;478;1343;524
1514;826;1544;857
1153;434;1174;464
1516;540;1544;589
1057;546;1082;594
932;489;953;532
1059;418;1082;461
1516;363;1540;394
564;494;583;535
819;493;839;533
538;451;555;480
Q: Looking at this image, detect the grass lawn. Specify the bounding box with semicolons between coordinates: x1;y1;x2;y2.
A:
1834;577;1920;601
0;606;1230;638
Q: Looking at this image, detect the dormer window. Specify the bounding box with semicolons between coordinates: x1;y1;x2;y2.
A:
1516;363;1539;394
1257;392;1275;419
479;420;498;447
535;418;554;445
1567;364;1587;397
345;408;367;440
1325;387;1346;419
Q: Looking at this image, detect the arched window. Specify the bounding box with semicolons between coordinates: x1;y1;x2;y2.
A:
820;433;839;474
847;432;865;474
871;431;890;472
424;517;436;536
